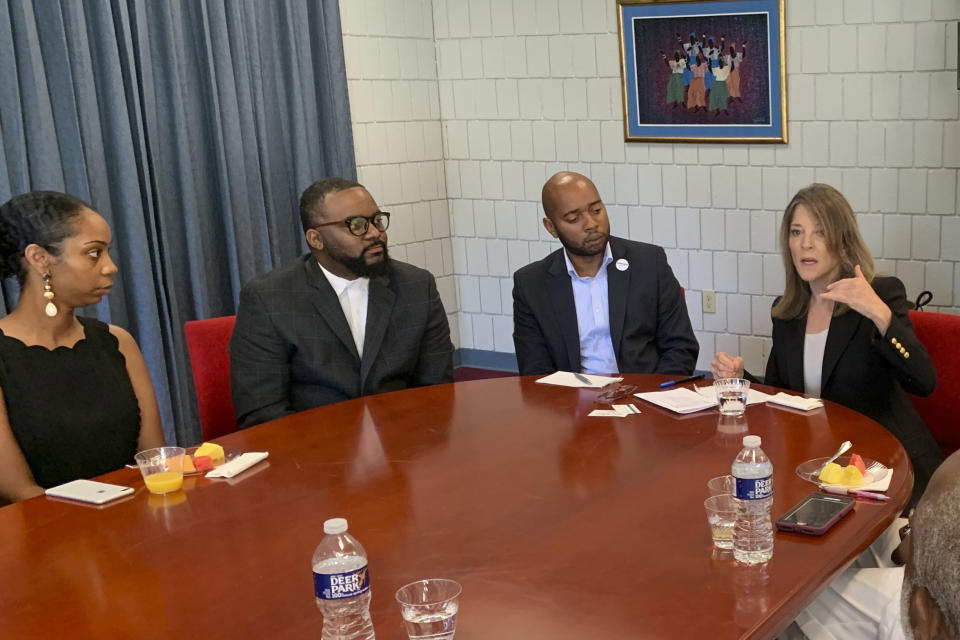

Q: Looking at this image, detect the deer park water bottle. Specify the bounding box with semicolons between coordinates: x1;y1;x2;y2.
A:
312;518;376;640
732;435;774;564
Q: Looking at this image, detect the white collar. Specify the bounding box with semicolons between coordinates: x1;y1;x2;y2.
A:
563;242;613;278
317;261;369;296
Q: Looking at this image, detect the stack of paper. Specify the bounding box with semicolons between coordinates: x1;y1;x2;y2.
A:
693;385;773;406
634;388;717;414
536;371;623;388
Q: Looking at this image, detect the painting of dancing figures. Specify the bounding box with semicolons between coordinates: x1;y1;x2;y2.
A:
618;0;786;143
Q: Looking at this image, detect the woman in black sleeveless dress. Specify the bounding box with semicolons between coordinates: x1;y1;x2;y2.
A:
0;191;164;503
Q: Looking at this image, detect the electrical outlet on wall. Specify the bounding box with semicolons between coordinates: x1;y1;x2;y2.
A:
703;290;717;313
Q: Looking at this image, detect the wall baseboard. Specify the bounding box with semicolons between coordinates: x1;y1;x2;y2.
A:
454;349;519;372
453;349;716;380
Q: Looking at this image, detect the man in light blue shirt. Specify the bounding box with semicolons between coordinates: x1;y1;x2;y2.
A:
565;243;618;374
512;172;698;376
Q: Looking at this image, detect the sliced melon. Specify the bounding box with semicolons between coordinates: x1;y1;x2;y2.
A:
819;462;843;484
848;453;866;475
841;465;864;487
194;442;225;464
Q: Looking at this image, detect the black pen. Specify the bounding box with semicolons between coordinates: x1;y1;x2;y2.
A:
573;373;592;385
659;374;705;388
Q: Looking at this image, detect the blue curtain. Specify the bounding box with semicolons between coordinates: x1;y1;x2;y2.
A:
0;0;356;445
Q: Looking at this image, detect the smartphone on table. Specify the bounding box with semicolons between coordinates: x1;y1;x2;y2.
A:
45;479;134;505
776;493;855;536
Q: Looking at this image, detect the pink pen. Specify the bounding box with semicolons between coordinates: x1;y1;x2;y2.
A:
820;485;890;501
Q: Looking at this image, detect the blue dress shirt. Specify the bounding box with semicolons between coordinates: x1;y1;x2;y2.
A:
563;245;618;374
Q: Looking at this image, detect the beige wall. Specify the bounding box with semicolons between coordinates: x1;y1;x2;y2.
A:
342;0;960;371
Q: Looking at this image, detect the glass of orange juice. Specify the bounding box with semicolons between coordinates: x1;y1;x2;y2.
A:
134;446;186;494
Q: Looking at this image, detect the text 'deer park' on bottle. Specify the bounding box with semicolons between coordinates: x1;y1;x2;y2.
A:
312;518;376;640
732;435;774;565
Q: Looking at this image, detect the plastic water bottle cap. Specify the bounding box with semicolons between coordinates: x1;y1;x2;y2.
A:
743;435;761;447
323;517;348;534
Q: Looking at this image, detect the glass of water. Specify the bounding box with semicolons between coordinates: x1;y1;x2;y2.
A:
704;494;736;549
714;377;750;416
395;578;462;640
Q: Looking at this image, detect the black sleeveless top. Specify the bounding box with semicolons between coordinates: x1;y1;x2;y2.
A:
0;317;141;488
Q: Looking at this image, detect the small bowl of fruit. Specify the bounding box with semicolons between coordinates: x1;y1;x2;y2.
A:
795;454;887;488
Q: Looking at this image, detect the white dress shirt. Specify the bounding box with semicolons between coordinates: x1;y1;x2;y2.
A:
318;261;369;358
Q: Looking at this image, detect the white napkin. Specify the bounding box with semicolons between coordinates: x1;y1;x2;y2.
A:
536;371;623;388
206;452;269;478
588;404;641;418
767;392;823;411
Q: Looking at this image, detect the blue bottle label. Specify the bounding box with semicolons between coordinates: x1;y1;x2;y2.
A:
313;565;370;600
735;476;772;500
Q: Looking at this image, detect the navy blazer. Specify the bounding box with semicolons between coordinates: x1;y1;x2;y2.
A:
230;255;453;428
762;276;942;504
512;236;698;376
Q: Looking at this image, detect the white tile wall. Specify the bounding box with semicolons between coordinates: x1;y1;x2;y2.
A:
342;0;960;362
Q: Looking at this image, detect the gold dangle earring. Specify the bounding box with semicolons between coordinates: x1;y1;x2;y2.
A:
42;273;58;317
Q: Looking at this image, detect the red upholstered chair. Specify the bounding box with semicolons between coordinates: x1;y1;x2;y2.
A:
184;316;238;441
909;310;960;456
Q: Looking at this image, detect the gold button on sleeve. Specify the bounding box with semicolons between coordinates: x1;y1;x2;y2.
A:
904;352;910;359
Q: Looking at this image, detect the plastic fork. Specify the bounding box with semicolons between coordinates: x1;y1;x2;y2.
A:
865;460;889;482
865;460;887;474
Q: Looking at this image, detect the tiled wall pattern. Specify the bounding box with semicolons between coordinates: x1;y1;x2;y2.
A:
339;0;460;344
343;0;960;374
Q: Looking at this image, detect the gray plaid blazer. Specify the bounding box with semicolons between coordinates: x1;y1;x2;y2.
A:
230;254;453;428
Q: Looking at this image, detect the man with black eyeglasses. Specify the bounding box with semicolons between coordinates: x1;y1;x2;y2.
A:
230;177;453;428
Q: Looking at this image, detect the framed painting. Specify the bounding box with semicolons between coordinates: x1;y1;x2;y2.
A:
617;0;787;143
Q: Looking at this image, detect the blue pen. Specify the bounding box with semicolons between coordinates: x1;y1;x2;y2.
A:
659;374;705;388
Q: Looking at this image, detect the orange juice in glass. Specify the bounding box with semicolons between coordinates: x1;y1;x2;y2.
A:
134;447;185;495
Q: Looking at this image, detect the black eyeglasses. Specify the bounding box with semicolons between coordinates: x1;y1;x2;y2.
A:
314;212;390;237
596;382;639;403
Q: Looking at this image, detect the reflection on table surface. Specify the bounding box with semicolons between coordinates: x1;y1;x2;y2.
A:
0;375;911;639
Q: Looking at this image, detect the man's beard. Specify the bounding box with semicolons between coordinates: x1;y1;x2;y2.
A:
333;241;391;278
557;230;609;257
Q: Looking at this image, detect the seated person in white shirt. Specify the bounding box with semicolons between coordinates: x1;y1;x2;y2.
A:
780;448;960;640
512;171;698;376
230;178;453;428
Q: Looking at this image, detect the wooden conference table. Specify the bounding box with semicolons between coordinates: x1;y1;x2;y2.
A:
0;375;912;639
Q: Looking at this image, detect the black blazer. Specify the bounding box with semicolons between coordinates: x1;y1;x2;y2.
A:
230;255;454;428
762;276;942;503
512;236;698;376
